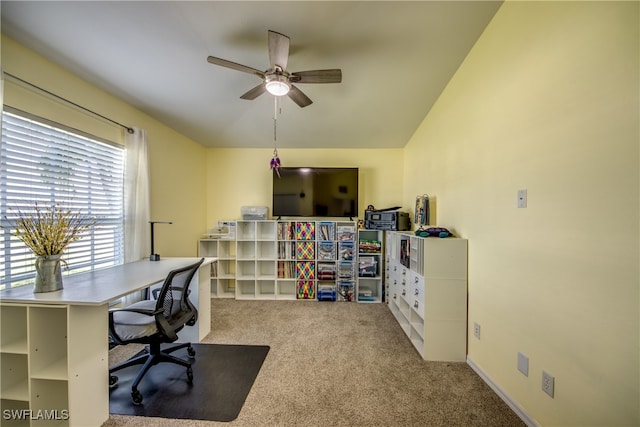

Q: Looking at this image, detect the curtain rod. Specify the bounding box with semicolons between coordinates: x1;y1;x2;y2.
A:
3;72;134;134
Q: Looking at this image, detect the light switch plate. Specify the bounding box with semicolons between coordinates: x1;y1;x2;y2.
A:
517;352;529;376
517;189;527;208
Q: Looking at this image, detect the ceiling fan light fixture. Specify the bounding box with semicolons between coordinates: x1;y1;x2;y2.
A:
265;75;290;96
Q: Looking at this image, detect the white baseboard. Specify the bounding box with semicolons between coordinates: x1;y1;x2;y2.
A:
466;356;539;427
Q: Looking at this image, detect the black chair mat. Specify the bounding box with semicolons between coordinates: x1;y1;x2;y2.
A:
109;343;270;422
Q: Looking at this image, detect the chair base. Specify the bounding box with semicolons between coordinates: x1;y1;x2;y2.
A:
109;341;196;405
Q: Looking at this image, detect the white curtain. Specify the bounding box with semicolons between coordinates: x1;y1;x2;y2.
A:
1;68;4;115
124;127;150;262
123;127;150;304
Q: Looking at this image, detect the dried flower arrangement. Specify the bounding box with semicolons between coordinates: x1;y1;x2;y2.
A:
8;203;96;256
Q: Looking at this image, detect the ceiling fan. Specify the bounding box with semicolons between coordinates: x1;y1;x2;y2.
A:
206;30;342;108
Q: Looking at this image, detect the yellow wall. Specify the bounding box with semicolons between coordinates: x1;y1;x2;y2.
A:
403;2;639;426
205;148;403;227
2;35;208;257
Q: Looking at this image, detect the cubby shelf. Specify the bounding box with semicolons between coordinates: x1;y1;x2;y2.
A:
201;220;363;301
0;303;108;426
385;231;468;361
198;238;237;298
357;229;384;303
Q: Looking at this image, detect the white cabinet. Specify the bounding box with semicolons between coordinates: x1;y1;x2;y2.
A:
357;229;384;303
198;238;236;298
0;303;108;427
385;231;468;361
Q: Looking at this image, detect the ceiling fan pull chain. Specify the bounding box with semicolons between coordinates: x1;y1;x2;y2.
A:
273;95;283;143
273;96;278;143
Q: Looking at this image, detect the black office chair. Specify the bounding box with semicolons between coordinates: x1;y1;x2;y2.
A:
108;258;204;405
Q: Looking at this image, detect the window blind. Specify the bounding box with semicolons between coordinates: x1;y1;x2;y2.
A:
1;110;125;289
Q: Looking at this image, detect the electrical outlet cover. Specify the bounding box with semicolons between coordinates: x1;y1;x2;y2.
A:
473;322;480;339
542;370;555;398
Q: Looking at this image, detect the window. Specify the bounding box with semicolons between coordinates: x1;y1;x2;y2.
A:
1;109;125;289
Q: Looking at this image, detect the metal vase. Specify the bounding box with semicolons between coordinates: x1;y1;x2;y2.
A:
34;255;64;293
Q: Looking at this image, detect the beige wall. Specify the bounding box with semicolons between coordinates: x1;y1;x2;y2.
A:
403;2;639;425
205;148;403;227
2;35;208;258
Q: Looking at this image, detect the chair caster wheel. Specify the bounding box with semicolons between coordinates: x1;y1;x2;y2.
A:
186;366;193;384
131;389;143;405
187;345;196;358
109;375;119;389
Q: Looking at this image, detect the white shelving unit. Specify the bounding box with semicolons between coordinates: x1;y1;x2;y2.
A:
236;220;277;300
386;231;468;361
357;229;384;303
276;220;356;301
198;238;236;298
0;303;108;427
203;219;358;301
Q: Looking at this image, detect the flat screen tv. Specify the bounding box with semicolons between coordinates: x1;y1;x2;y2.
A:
272;167;358;218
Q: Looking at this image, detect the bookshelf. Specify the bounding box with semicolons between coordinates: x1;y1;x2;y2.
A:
200;220;364;302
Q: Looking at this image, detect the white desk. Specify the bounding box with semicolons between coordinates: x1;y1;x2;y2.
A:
0;257;215;427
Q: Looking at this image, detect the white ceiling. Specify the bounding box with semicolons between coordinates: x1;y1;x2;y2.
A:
1;1;502;149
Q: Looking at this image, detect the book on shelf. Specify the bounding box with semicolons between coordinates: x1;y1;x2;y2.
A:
277;261;296;278
278;241;295;259
277;221;295;240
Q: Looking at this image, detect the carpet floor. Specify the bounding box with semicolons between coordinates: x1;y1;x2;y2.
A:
104;299;526;426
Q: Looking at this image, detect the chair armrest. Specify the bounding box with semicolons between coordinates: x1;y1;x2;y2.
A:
171;286;190;294
152;286;190;299
110;306;163;316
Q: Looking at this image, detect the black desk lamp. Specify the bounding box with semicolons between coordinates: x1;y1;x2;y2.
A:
149;221;172;261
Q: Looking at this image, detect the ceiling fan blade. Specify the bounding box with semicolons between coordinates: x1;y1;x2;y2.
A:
240;83;266;100
268;30;290;70
287;85;313;108
207;56;265;78
290;69;342;84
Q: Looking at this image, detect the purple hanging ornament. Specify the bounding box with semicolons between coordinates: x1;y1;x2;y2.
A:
270;97;283;177
270;148;281;177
